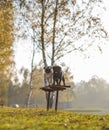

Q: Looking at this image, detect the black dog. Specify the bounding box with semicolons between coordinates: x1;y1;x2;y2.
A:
53;66;65;86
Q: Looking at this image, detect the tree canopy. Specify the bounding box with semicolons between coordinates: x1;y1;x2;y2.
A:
14;0;108;66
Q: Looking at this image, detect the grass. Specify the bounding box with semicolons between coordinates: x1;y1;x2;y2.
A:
0;107;109;130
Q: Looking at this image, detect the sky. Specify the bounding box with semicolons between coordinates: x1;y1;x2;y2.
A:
14;0;109;83
64;0;109;82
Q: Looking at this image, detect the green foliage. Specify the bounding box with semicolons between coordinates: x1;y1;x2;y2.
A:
1;108;109;130
0;0;14;72
0;0;14;106
0;73;12;105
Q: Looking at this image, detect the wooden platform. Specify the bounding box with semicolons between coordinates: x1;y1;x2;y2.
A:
40;85;71;92
40;85;71;112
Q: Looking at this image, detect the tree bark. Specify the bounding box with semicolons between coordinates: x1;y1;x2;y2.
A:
49;0;59;108
26;42;35;107
41;0;54;108
51;0;58;66
41;0;47;67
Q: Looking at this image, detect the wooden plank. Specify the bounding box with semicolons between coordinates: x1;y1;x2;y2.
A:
40;85;70;92
40;87;54;92
63;85;71;88
50;86;66;91
41;85;71;88
46;85;71;88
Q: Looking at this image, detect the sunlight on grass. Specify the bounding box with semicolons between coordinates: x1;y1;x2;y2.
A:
0;107;109;130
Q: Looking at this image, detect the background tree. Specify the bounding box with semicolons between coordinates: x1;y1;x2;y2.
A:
0;0;14;105
74;76;109;108
26;42;37;107
0;0;14;72
0;73;12;105
8;66;45;107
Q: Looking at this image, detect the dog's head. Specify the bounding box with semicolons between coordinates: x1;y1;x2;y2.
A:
53;66;62;78
44;66;52;73
53;66;62;73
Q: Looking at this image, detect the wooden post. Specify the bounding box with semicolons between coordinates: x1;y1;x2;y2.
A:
55;90;59;112
47;91;50;111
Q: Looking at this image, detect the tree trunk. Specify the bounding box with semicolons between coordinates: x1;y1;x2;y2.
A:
26;42;35;107
49;0;59;108
41;0;50;107
41;0;56;109
51;0;58;66
41;0;47;67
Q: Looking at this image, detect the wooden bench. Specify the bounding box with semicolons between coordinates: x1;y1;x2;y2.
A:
40;85;71;111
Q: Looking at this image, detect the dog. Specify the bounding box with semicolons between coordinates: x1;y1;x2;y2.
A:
53;66;65;86
44;66;53;86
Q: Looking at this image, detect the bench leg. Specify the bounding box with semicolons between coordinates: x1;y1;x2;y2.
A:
55;90;59;112
47;92;50;111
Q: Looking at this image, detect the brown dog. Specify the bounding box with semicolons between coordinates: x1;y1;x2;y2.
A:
44;66;53;86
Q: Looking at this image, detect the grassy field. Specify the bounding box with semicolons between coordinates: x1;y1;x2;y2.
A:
0;107;109;130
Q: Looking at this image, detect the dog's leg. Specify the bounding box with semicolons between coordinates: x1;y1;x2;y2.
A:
49;78;52;86
56;79;58;85
62;76;65;86
52;78;55;85
58;78;61;85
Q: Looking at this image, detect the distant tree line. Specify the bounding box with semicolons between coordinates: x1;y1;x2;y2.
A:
74;76;109;108
0;66;73;107
1;64;109;109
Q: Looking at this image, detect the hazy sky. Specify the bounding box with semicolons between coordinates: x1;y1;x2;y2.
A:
64;0;109;82
14;0;109;83
66;0;109;82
